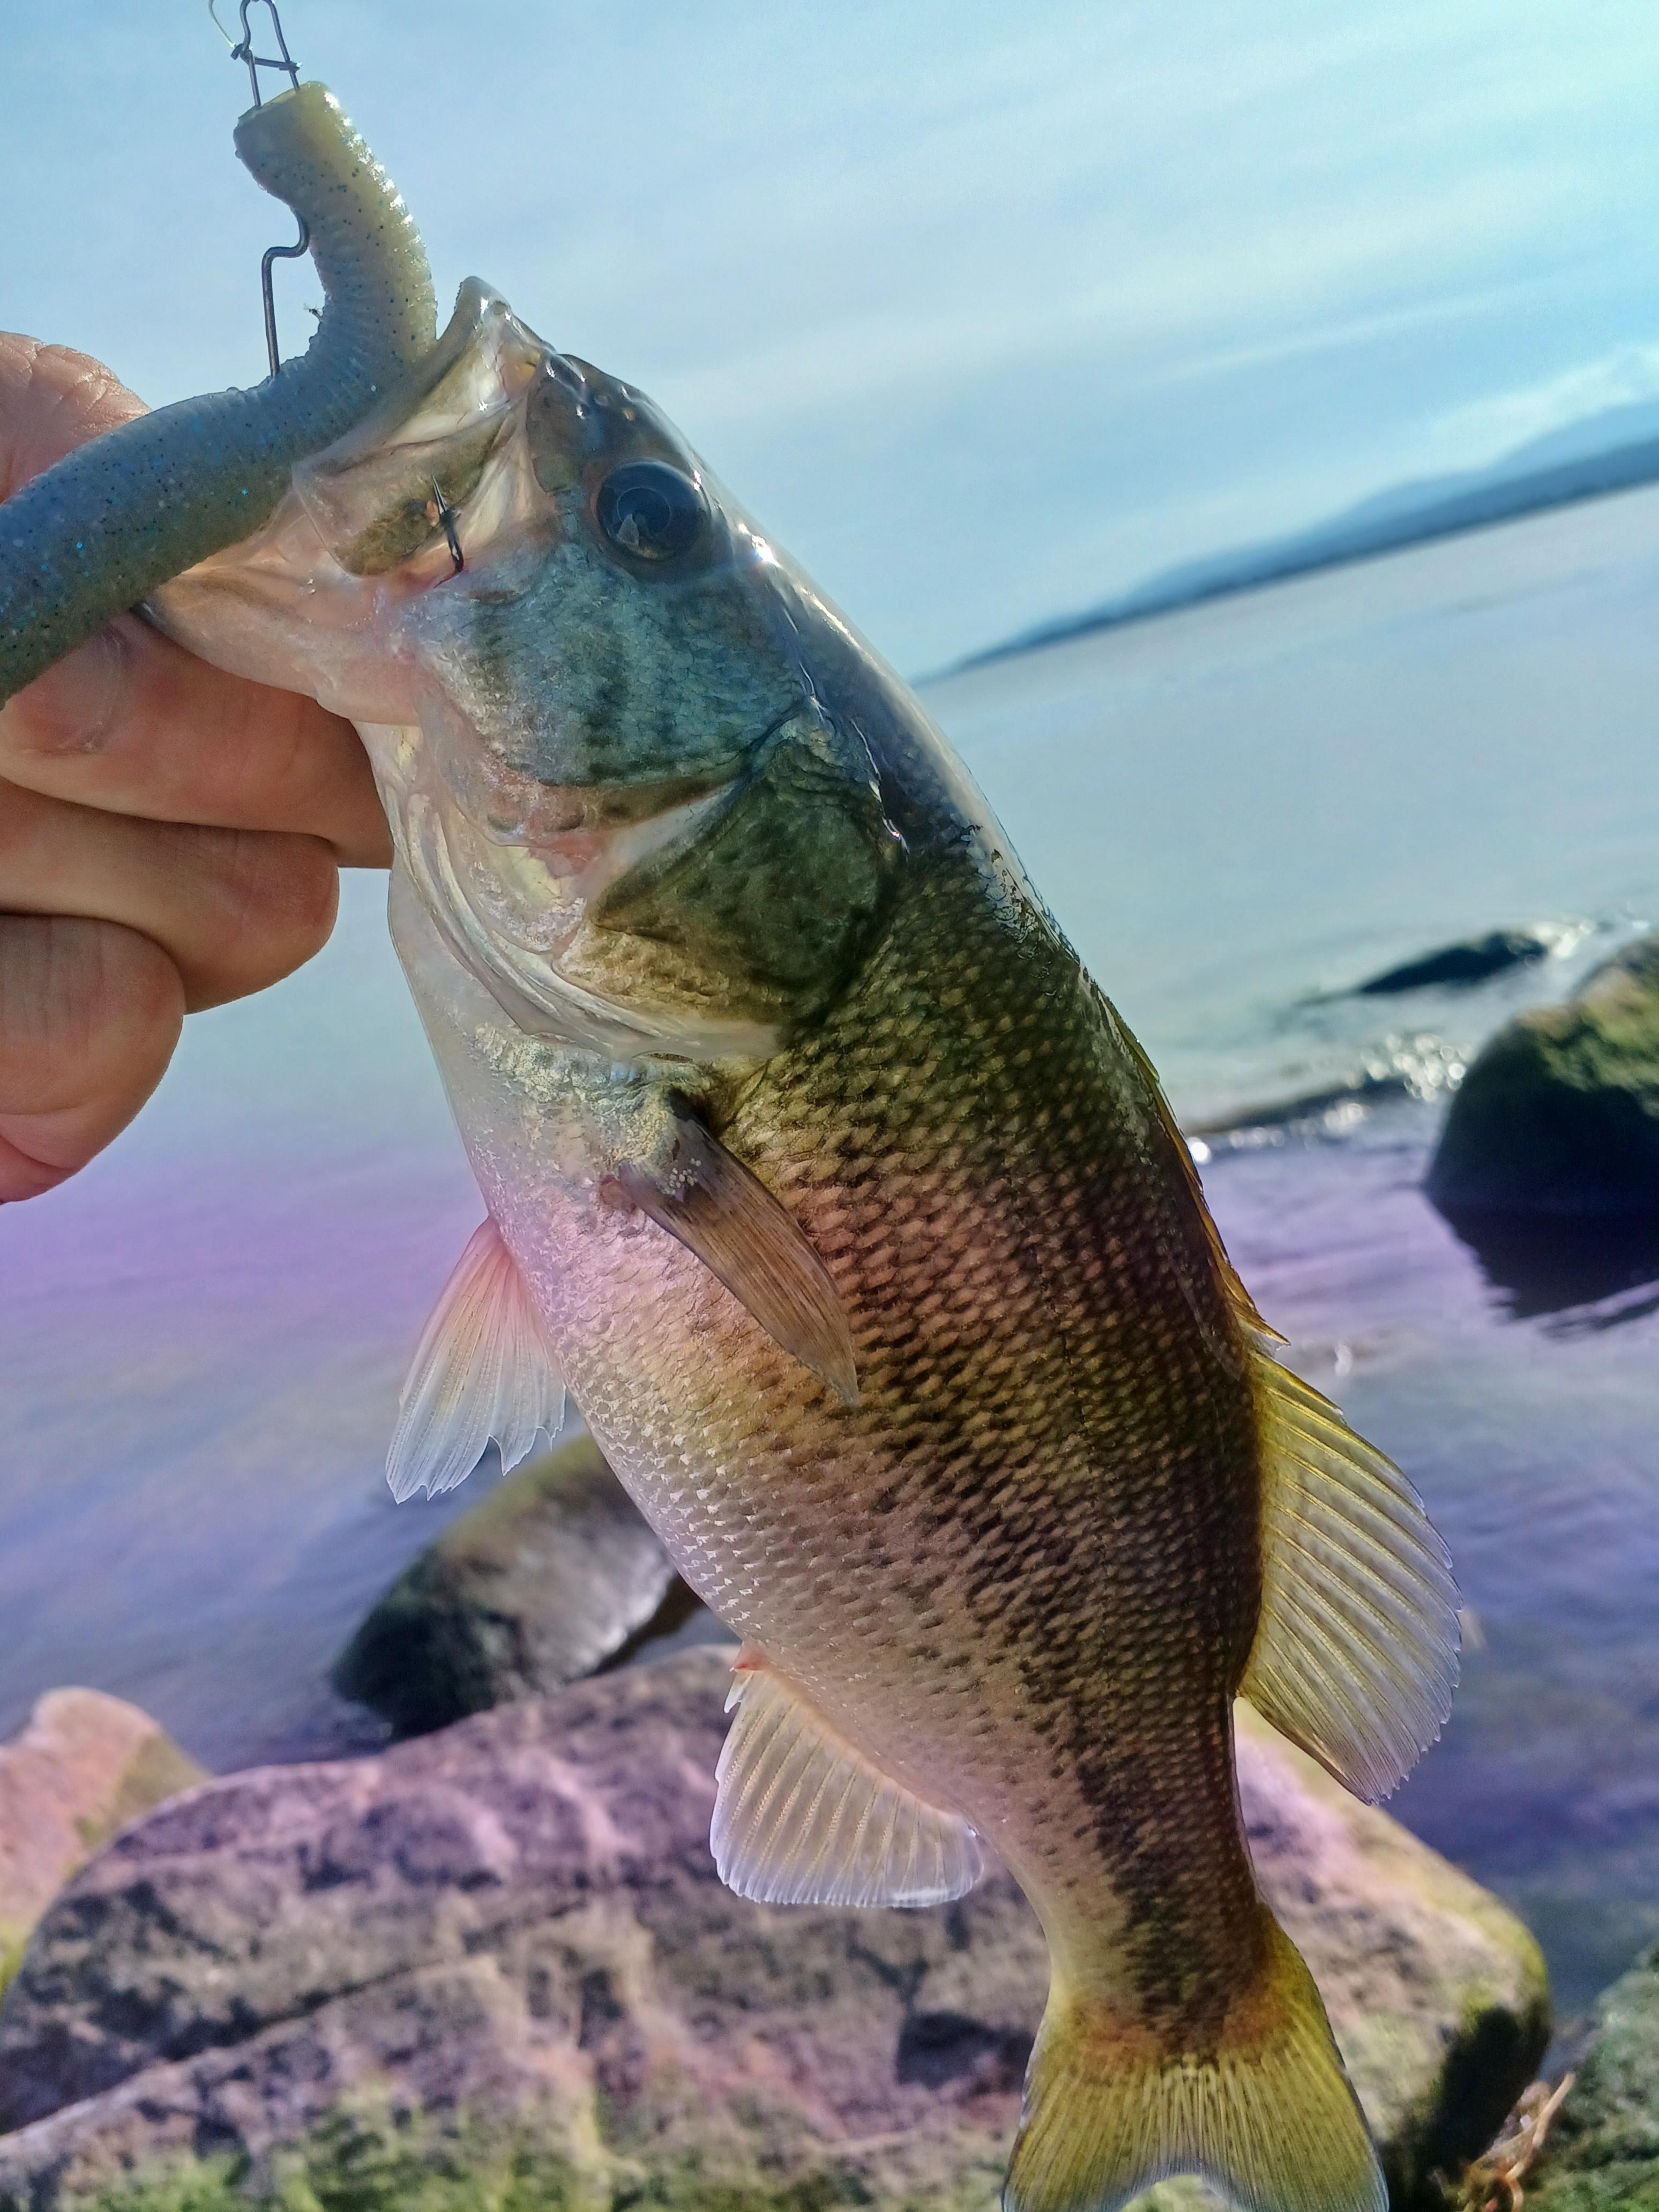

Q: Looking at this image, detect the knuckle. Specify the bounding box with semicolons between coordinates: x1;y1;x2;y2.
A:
93;922;187;1047
0;623;134;761
0;917;183;1205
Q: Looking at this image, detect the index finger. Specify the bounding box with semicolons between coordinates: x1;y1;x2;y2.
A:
0;334;392;868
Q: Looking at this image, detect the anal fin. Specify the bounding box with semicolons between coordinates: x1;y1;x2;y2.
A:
713;1650;985;1907
1241;1343;1459;1802
386;1217;565;1501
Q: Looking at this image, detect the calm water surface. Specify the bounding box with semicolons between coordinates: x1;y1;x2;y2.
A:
7;483;1659;2016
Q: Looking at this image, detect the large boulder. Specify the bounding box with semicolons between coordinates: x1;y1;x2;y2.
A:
0;1689;205;1999
332;1434;682;1736
1429;935;1659;1216
1525;1944;1659;2211
0;1654;1545;2211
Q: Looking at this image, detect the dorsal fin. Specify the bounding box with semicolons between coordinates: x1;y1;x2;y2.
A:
1105;997;1281;1347
386;1217;565;1501
1240;1344;1459;1802
1101;1001;1449;1799
714;1650;987;1907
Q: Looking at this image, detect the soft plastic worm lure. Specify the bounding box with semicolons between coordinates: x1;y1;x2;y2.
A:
0;10;437;705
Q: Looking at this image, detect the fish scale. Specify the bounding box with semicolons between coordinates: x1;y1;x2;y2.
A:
490;836;1272;2037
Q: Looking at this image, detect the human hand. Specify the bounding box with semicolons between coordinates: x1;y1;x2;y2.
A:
0;334;392;1201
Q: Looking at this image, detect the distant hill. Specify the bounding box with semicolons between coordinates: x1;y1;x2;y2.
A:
963;394;1659;669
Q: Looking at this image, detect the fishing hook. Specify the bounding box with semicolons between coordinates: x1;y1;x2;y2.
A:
259;219;312;380
210;1;309;375
431;480;466;573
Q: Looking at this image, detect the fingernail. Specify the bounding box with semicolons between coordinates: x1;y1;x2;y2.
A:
8;624;133;753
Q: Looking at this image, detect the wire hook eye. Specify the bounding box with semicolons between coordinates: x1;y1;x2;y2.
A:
225;0;301;109
212;1;308;375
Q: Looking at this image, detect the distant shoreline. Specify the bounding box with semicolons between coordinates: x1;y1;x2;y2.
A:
952;424;1659;675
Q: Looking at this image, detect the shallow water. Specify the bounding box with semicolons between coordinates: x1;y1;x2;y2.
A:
928;480;1659;1126
1207;1105;1659;2019
0;879;482;1769
6;483;1659;2015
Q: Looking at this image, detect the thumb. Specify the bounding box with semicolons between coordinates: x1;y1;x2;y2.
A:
0;333;147;498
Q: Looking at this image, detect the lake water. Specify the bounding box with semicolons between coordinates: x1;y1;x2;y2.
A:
8;482;1659;2020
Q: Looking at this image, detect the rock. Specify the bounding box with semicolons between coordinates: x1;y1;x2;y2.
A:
1525;1944;1659;2211
1429;935;1659;1216
0;1653;1545;2210
0;1689;205;2000
1357;929;1556;996
332;1434;683;1736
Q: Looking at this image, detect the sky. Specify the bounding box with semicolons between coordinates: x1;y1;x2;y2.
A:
4;2;1659;672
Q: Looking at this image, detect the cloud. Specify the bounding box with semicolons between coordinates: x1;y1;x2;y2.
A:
625;108;1573;451
10;0;1659;670
1429;344;1659;466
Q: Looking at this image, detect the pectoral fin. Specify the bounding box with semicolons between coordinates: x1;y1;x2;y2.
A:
1240;1345;1459;1802
714;1650;987;1907
614;1108;859;1406
386;1217;566;1501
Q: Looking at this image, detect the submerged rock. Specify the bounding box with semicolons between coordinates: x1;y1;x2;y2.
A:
0;1653;1545;2211
1524;1944;1659;2211
332;1434;683;1736
1357;929;1556;996
1429;935;1659;1217
0;1690;205;1999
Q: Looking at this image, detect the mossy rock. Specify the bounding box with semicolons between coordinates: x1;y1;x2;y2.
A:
1429;935;1659;1216
34;2082;1003;2212
50;2094;903;2212
331;1435;683;1736
0;1656;1548;2212
1528;1945;1659;2212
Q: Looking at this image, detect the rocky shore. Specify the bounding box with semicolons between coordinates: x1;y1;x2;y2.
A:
0;1635;1545;2212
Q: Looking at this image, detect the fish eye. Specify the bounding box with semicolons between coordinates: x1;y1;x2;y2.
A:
595;460;706;563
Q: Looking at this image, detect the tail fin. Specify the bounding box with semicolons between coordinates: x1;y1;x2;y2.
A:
1005;1914;1384;2212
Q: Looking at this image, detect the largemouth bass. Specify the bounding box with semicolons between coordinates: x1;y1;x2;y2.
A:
148;281;1458;2212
